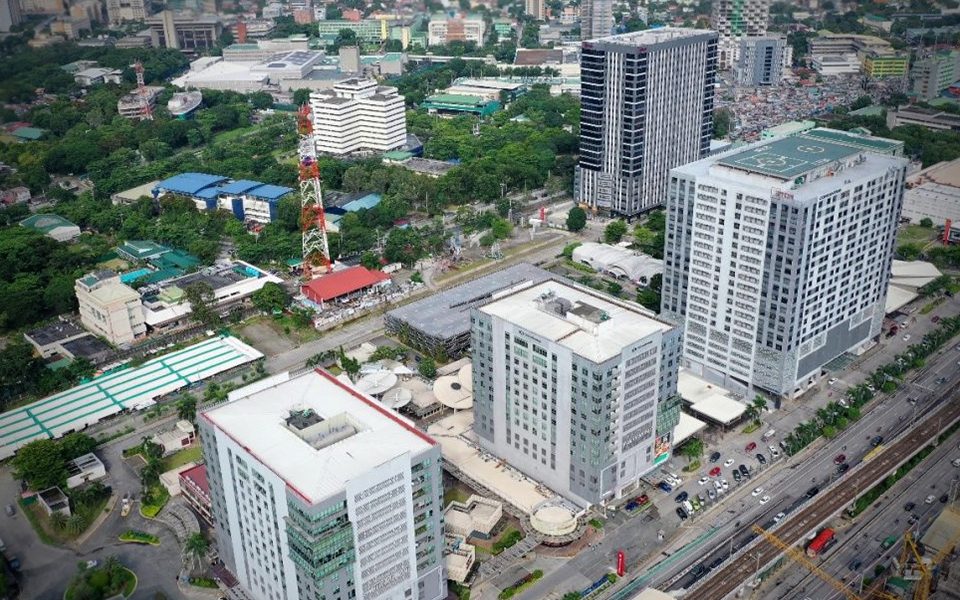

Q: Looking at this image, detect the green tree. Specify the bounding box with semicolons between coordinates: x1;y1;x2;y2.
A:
418;357;437;379
604;220;628;243
751;395;767;426
360;251;380;270
566;206;586;232
606;281;622;296
182;532;209;576
248;91;274;110
920;217;934;228
338;347;360;379
713;107;732;139
679;438;704;464
66;513;87;535
636;287;660;312
293;88;312;106
59;433;97;461
50;511;67;529
176;394;197;423
251;282;290;313
184;282;220;328
12;438;67;490
897;243;923;260
491;216;513;239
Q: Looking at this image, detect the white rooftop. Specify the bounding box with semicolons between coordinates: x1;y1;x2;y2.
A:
203;369;434;504
672;412;708;446
479;281;672;363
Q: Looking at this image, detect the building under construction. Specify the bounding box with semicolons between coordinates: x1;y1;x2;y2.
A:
384;263;553;360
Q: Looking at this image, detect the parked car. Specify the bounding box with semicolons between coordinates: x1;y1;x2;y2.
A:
723;458;735;468
941;494;949;504
675;491;689;503
932;315;941;323
905;502;916;511
698;476;710;486
806;486;820;498
709;452;721;463
926;495;936;504
774;511;786;523
732;469;742;482
834;454;846;465
756;453;767;465
745;442;757;452
739;464;750;477
849;559;862;571
676;507;688;520
707;489;716;500
828;377;838;385
636;494;649;506
836;463;850;475
752;487;764;497
658;481;673;493
720;479;729;491
871;436;884;447
759;495;771;505
709;467;721;477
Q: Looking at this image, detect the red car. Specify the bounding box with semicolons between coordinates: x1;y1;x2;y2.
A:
745;442;757;452
834;454;846;465
636;494;649;505
709;467;721;477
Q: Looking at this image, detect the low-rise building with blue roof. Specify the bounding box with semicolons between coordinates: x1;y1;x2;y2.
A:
152;172;295;224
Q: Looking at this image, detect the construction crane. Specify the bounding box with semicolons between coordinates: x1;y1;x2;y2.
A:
132;61;153;121
296;104;331;278
751;525;900;600
901;517;960;600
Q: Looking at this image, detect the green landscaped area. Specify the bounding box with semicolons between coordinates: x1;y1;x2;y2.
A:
897;224;938;247
140;485;170;519
19;486;111;546
119;530;160;545
443;487;470;507
64;563;137;600
212;125;257;144
161;445;202;472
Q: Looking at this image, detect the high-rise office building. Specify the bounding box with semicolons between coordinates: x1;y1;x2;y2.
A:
575;28;717;217
525;0;544;21
736;36;790;86
199;370;446;600
0;0;22;31
580;0;611;40
912;51;960;100
472;280;682;507
711;0;770;70
145;10;222;51
106;0;149;24
310;78;407;155
661;129;907;399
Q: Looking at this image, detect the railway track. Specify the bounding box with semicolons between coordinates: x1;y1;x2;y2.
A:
686;387;960;600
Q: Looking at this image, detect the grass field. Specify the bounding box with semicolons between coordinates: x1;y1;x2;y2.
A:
897;224;937;247
161;445;202;472
213;125;256;144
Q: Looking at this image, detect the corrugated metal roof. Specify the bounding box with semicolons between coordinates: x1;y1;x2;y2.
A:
247;184;294;200
154;172;228;196
218;179;264;195
301;266;390;302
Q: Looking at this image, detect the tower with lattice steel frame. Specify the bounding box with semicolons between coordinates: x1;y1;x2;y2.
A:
296;105;331;278
132;61;153;121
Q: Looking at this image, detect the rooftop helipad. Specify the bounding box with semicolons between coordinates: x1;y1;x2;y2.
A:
718;134;859;180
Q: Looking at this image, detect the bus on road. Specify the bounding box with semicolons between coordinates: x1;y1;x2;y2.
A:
806;528;836;557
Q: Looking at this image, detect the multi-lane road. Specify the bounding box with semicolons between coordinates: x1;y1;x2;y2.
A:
682;375;960;600
771;432;960;600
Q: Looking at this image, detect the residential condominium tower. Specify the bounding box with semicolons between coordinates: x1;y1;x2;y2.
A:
575;28;718;217
472;280;682;507
199;370;445;600
310;78;407;156
711;0;770;70
580;0;612;40
736;35;791;86
661;129;907;398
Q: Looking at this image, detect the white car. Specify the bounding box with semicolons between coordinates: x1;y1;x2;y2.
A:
774;512;786;523
707;489;716;500
926;495;936;504
770;448;781;459
752;487;764;497
723;458;735;468
828;377;838;385
720;479;729;491
714;480;723;492
698;476;710;486
759;495;771;505
903;334;911;341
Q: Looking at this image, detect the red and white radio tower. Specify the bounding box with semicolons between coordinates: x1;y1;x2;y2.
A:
133;61;153;121
296;104;331;278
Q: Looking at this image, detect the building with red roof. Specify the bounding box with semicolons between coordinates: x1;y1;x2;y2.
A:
179;463;212;524
301;266;391;307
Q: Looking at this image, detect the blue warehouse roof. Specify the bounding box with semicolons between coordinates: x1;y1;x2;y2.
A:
342;192;382;212
154;172;228;195
247;184;294;200
195;187;220;200
218;179;264;195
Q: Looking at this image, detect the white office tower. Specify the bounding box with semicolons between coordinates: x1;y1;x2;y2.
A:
310;78;407;156
712;0;770;70
199;370;446;600
472;280;682;507
661;129;907;399
575;29;717;216
736;36;791;86
580;0;612;40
